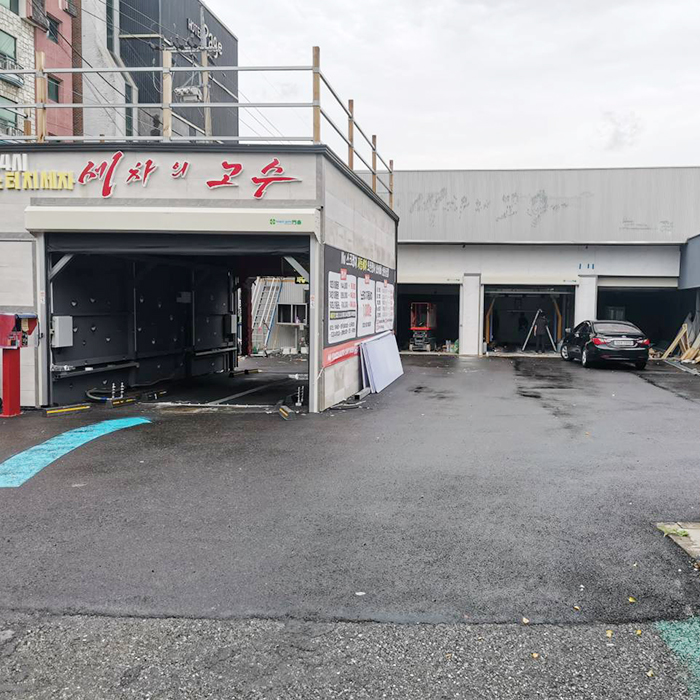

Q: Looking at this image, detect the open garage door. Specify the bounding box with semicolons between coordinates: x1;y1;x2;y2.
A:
597;286;695;346
397;284;460;352
484;286;575;353
46;233;310;409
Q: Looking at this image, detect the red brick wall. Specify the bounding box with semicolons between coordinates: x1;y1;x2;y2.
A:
35;0;74;136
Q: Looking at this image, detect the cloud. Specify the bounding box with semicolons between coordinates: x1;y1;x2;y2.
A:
600;112;644;151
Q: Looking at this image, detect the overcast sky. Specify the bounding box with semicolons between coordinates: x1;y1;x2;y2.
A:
210;0;700;170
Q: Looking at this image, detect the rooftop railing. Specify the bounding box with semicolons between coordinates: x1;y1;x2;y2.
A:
0;47;394;207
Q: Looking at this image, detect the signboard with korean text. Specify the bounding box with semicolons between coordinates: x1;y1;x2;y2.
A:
323;244;396;368
0;151;317;202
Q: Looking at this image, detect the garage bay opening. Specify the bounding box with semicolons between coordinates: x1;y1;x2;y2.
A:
397;284;460;353
47;233;310;411
484;286;575;354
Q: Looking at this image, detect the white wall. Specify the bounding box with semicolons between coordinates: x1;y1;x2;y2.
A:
0;236;36;406
81;0;128;138
321;161;398;410
398;244;680;285
400;243;681;356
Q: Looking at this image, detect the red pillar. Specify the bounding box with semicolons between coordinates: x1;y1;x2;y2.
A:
1;348;21;418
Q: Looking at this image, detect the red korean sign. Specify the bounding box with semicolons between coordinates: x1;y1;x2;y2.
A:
77;152;302;199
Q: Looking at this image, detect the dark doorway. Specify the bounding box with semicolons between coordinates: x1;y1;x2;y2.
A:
46;233;310;407
597;287;695;345
484;286;575;352
397;284;460;351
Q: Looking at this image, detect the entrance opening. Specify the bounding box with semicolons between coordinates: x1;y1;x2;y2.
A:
484;286;575;353
596;287;695;346
397;284;460;352
47;233;310;411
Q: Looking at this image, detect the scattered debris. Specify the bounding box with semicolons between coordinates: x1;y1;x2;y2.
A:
658;524;689;538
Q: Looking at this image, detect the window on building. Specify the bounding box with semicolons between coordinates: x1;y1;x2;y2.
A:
48;76;60;102
47;15;60;43
0;96;18;130
277;304;308;325
0;0;19;15
106;0;114;52
125;83;133;136
0;29;16;61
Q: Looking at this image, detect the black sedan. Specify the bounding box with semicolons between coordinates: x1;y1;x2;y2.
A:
560;320;650;370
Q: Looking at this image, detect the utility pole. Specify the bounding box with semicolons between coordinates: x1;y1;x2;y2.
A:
200;6;212;138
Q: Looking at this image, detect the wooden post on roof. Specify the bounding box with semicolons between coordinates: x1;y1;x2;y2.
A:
162;48;173;140
35;51;47;143
312;46;321;144
371;134;377;193
347;99;354;169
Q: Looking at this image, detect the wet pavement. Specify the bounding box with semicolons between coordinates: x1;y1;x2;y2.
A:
2;355;700;697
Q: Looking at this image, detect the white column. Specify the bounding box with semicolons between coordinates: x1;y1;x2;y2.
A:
459;273;482;356
575;274;598;324
34;231;49;407
308;234;322;413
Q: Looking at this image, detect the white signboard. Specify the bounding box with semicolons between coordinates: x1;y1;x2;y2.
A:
375;280;395;333
356;274;376;338
327;269;357;344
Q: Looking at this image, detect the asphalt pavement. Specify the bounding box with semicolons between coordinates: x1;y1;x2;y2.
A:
2;356;700;697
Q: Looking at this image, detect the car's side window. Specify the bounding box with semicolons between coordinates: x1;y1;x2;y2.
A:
573;322;586;335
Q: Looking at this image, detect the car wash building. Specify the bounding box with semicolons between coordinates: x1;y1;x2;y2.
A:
0;144;398;412
394;167;700;355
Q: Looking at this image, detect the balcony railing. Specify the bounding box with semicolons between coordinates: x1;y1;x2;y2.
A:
0;47;394;207
0;120;24;138
0;53;24;88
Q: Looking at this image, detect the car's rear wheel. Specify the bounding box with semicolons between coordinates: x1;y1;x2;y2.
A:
635;360;647;370
561;343;572;361
582;347;591;368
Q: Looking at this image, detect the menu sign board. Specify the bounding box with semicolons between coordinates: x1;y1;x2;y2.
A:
323;245;395;367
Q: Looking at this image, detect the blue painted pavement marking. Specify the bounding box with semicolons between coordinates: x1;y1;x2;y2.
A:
656;618;700;700
0;417;151;488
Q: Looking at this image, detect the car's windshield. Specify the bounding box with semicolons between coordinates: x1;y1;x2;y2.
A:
593;322;641;334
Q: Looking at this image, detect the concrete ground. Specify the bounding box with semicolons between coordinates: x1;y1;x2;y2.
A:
2;356;700;697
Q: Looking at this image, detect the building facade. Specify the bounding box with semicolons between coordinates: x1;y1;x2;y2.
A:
394;168;700;354
34;0;78;137
80;0;133;139
0;144;397;412
119;0;238;139
0;0;36;138
79;0;238;140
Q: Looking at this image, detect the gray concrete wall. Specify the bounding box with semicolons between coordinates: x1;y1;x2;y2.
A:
320;161;398;410
395;168;700;245
0;148;322;407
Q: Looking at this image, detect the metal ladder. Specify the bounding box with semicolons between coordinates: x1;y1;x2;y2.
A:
251;277;282;353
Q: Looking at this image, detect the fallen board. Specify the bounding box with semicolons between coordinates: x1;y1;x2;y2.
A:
360;332;404;393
